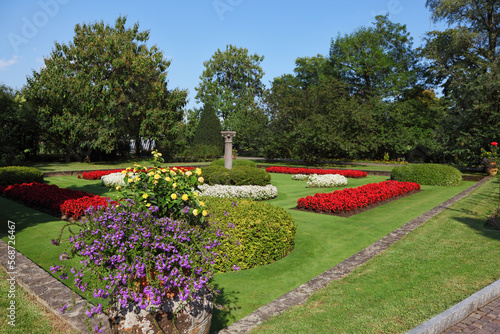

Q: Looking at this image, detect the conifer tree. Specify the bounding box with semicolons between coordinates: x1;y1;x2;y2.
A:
193;103;223;150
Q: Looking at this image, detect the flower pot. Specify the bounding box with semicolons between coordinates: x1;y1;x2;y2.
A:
485;162;498;176
108;287;213;334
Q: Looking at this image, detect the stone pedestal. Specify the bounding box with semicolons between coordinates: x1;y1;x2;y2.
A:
221;131;236;169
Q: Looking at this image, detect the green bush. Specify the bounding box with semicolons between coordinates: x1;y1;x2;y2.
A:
205;197;297;272
201;165;271;186
210;158;257;168
0;166;44;186
390;163;462;186
179;144;222;162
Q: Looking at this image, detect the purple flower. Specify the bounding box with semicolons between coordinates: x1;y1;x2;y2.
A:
59;304;68;313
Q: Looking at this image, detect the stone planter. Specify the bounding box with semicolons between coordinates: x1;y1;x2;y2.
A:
485;162;498;176
108;287;213;334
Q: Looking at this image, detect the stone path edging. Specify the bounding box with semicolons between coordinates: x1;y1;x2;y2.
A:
0;176;493;334
216;176;493;334
406;279;500;334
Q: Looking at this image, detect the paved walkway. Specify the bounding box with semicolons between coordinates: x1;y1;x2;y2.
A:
442;297;500;333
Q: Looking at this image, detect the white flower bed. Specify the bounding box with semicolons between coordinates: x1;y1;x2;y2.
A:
101;172;126;188
198;184;278;200
291;174;309;181
306;174;348;188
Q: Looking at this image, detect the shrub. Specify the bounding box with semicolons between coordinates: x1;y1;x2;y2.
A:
198;184;278;200
390;163;462;186
179;144;222;162
210;158;257;168
306;174;348;188
0;166;44;186
201;166;271;186
205;198;296;272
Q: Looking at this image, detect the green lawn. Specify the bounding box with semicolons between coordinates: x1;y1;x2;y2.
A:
252;177;500;334
0;172;483;332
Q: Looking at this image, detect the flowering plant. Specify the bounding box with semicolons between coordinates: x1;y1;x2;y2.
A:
480;141;498;167
198;183;278;200
51;201;225;333
306;174;348;188
116;150;207;225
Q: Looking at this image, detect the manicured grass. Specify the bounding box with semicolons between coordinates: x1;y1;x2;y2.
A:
0;172;483;332
0;267;77;334
252;177;500;333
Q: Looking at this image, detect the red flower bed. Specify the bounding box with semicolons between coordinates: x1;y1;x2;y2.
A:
297;180;421;214
266;166;367;178
2;182;116;219
79;166;196;180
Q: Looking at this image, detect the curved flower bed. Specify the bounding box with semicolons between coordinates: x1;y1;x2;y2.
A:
297;180;420;214
79;166;195;180
198;184;278;200
266;166;367;178
306;174;348;188
1;182;116;219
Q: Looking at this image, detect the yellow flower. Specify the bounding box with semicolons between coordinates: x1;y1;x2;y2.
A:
157;152;162;157
128;178;134;183
146;203;151;207
154;174;161;180
182;194;189;201
198;177;204;184
142;193;149;199
153;180;158;185
171;193;177;200
165;176;171;182
135;176;141;181
173;183;177;188
126;167;132;171
186;171;192;177
121;170;127;175
148;171;154;176
193;192;198;197
193;209;199;216
199;201;205;207
116;186;122;191
202;210;208;217
195;168;202;176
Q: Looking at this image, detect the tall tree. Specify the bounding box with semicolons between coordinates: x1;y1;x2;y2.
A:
329;14;420;100
195;44;266;155
421;0;500;166
193;102;223;150
24;16;186;162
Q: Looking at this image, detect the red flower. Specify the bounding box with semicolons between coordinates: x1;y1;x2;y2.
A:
491;142;498;147
266;166;367;178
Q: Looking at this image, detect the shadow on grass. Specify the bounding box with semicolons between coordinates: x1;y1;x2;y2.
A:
453;215;500;241
210;284;241;332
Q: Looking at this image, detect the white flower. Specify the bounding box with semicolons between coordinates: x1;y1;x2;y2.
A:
306;174;348;188
197;184;278;200
292;174;309;181
101;172;126;188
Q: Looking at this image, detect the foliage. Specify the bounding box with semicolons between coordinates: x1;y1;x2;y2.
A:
198;184;278;200
51;201;226;333
192;102;223;151
0;166;44;186
205;198;296;272
390;163;462;186
201;166;271;186
421;0;500;166
306;174;348;188
480;141;499;166
24;16;186;162
329;14;420;99
195;44;268;155
0;85;39;166
178;144;221;162
116;151;207;224
210;158;257;168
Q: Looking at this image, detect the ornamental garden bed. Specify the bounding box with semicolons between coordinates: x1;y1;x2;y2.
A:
0;172;481;332
296;180;421;217
266;166;367;178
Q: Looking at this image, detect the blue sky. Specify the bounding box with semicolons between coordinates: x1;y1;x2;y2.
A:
1;0;446;109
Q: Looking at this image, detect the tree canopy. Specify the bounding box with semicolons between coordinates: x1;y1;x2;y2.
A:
24;16;186;162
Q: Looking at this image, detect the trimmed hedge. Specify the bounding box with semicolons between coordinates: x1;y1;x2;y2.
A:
210;158;257;168
390;163;462;186
201;165;271;186
205;197;296;272
0;166;44;186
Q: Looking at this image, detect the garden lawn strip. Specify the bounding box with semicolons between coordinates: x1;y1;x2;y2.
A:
250;177;500;334
0;174;478;332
